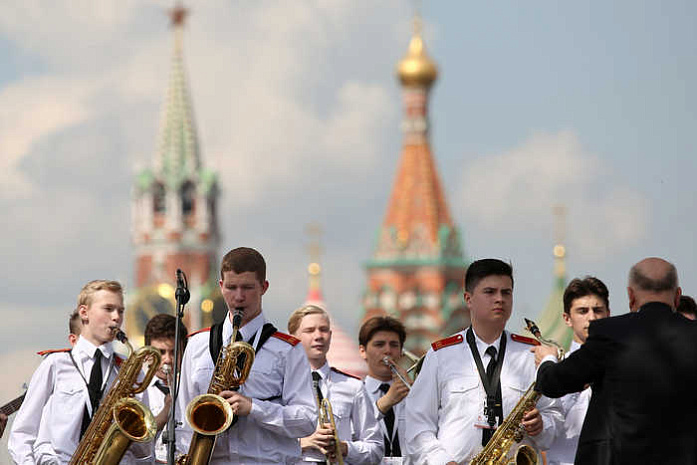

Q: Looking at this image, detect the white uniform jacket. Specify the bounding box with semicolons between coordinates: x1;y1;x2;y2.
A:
175;312;317;465
297;363;383;464
364;376;410;465
404;329;563;465
546;341;591;465
9;336;154;465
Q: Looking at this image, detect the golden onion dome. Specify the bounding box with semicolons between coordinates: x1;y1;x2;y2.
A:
396;19;438;87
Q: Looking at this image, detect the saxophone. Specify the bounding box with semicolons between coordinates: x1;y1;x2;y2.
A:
177;307;255;465
70;329;160;465
469;319;565;465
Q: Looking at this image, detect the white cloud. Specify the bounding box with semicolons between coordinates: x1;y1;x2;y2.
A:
0;77;93;199
458;130;650;259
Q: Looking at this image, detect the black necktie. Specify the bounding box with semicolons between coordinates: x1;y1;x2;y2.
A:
80;349;103;438
483;346;498;446
312;371;324;403
379;383;401;457
155;380;170;395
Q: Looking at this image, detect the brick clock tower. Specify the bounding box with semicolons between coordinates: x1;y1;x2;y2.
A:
127;6;225;345
362;19;469;355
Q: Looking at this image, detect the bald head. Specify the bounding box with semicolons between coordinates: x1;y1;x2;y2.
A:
627;257;681;311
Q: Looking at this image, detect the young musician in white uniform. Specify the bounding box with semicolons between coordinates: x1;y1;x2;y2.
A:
175;247;317;464
289;305;383;464
358;316;411;465
405;259;563;464
143;313;188;464
9;280;154;465
545;276;610;465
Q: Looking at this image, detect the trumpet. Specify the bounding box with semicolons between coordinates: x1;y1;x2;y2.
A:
382;356;413;391
402;350;426;378
318;398;344;464
161;364;174;389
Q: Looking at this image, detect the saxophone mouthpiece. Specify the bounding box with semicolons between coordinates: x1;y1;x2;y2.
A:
524;318;541;337
114;329;128;344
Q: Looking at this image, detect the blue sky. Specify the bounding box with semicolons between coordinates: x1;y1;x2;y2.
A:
1;1;696;453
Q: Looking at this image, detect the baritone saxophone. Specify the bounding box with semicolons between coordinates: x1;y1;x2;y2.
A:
69;329;160;465
177;307;255;465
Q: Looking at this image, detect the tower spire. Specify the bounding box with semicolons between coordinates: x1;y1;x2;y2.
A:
534;205;572;350
305;223;324;305
155;1;200;187
362;16;468;354
129;3;221;342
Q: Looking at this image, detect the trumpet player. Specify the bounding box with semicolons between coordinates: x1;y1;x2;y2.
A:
9;280;155;464
143;313;188;464
404;259;563;464
175;247;316;464
288;305;383;464
358;316;410;464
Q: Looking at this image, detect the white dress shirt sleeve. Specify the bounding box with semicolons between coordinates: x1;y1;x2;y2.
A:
174;338;200;455
529;392;564;451
9;357;56;465
345;384;384;464
247;343;317;438
405;350;453;465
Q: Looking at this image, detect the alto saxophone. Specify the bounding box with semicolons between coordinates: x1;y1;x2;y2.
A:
70;329;161;465
177;307;255;465
469;319;565;465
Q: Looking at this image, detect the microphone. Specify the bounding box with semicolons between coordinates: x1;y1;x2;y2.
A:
175;268;190;305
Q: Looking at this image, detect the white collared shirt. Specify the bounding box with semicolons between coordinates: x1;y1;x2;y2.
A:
364;375;410;465
146;377;170;464
297;362;383;464
9;336;154;465
175;311;317;464
404;329;563;465
546;340;592;465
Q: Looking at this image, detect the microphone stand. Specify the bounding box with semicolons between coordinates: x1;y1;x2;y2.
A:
166;269;190;465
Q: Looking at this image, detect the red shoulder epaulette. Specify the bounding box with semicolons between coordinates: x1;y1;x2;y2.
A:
331;366;361;380
271;331;300;346
36;348;71;356
432;333;464;351
188;326;211;338
511;333;540;346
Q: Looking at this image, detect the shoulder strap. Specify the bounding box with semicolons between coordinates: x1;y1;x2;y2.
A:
209;321;278;363
256;323;278;353
208;321;225;363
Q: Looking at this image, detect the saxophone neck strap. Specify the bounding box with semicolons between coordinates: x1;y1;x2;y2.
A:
209;321;278;363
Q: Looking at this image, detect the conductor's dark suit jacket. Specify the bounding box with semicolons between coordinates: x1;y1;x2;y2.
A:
536;302;697;465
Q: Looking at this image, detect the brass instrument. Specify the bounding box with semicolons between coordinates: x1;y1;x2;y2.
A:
178;307;255;465
317;397;344;464
382;356;413;391
402;349;426;379
70;329;160;465
469;319;565;465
